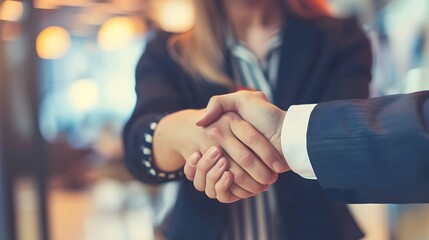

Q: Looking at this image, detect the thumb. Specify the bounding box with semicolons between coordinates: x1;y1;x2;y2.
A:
196;95;239;126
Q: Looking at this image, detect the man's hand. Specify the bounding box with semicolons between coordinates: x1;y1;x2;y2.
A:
197;91;286;158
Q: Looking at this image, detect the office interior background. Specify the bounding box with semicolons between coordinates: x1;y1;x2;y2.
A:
0;0;428;239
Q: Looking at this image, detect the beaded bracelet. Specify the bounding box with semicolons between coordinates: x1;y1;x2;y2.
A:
140;115;184;180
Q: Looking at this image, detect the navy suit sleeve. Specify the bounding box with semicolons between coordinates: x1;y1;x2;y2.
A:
307;91;429;203
123;32;189;184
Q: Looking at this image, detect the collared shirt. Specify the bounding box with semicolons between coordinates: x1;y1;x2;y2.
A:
139;27;295;240
224;28;284;240
226;29;282;101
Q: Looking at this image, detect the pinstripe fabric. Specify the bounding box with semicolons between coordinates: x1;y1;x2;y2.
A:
224;31;283;240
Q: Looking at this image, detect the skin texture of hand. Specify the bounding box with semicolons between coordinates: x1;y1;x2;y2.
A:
197;91;287;158
185;148;240;203
184;91;290;202
155;109;282;199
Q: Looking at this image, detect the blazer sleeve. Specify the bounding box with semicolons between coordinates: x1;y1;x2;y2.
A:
123;32;189;184
307;91;429;203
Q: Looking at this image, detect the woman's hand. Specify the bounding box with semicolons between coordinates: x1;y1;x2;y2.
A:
185;149;239;203
180;111;286;203
154;109;283;199
184;144;277;203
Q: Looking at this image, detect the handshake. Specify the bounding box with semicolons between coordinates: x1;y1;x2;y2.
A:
183;91;289;203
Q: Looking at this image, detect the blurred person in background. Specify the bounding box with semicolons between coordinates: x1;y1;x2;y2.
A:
123;0;372;239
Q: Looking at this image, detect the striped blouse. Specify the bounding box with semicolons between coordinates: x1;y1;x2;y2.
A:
139;30;284;239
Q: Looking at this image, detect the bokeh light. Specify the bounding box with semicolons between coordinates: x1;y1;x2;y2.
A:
0;0;24;22
156;0;194;33
33;0;58;9
97;17;137;51
68;79;99;112
36;26;71;59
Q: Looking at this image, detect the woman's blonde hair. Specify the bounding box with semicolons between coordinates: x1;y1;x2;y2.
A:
169;0;330;86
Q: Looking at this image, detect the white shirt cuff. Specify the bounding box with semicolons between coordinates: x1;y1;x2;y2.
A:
281;104;317;180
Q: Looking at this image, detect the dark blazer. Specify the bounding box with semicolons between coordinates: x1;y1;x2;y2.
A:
123;15;372;240
308;91;429;204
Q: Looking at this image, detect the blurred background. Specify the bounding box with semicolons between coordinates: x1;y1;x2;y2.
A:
0;0;428;240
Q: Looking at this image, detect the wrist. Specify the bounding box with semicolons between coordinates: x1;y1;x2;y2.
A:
153;110;197;171
163;109;204;158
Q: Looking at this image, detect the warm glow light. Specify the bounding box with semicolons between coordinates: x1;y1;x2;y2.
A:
33;0;58;10
68;79;99;112
105;81;136;114
157;0;194;33
0;0;24;22
36;26;71;59
97;17;137;51
51;0;91;7
34;0;91;9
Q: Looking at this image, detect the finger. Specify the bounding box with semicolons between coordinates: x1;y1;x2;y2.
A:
220;128;277;185
196;91;267;127
184;152;201;181
205;157;228;199
193;146;222;192
201;152;263;199
230;119;287;173
227;159;269;194
196;95;239;127
215;171;240;203
229;183;258;199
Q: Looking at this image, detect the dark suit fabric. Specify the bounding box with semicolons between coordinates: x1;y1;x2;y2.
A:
308;91;429;204
123;15;372;240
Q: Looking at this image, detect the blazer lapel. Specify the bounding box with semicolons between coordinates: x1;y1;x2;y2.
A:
274;17;325;108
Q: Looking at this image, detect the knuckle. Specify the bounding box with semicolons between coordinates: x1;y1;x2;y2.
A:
210;95;219;103
208;96;219;107
233;171;248;184
241;90;251;97
255;91;267;99
205;127;223;141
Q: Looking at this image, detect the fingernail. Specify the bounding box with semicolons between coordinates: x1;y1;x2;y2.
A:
208;146;221;159
272;161;284;173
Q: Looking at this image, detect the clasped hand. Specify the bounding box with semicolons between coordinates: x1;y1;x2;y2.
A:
183;91;289;203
